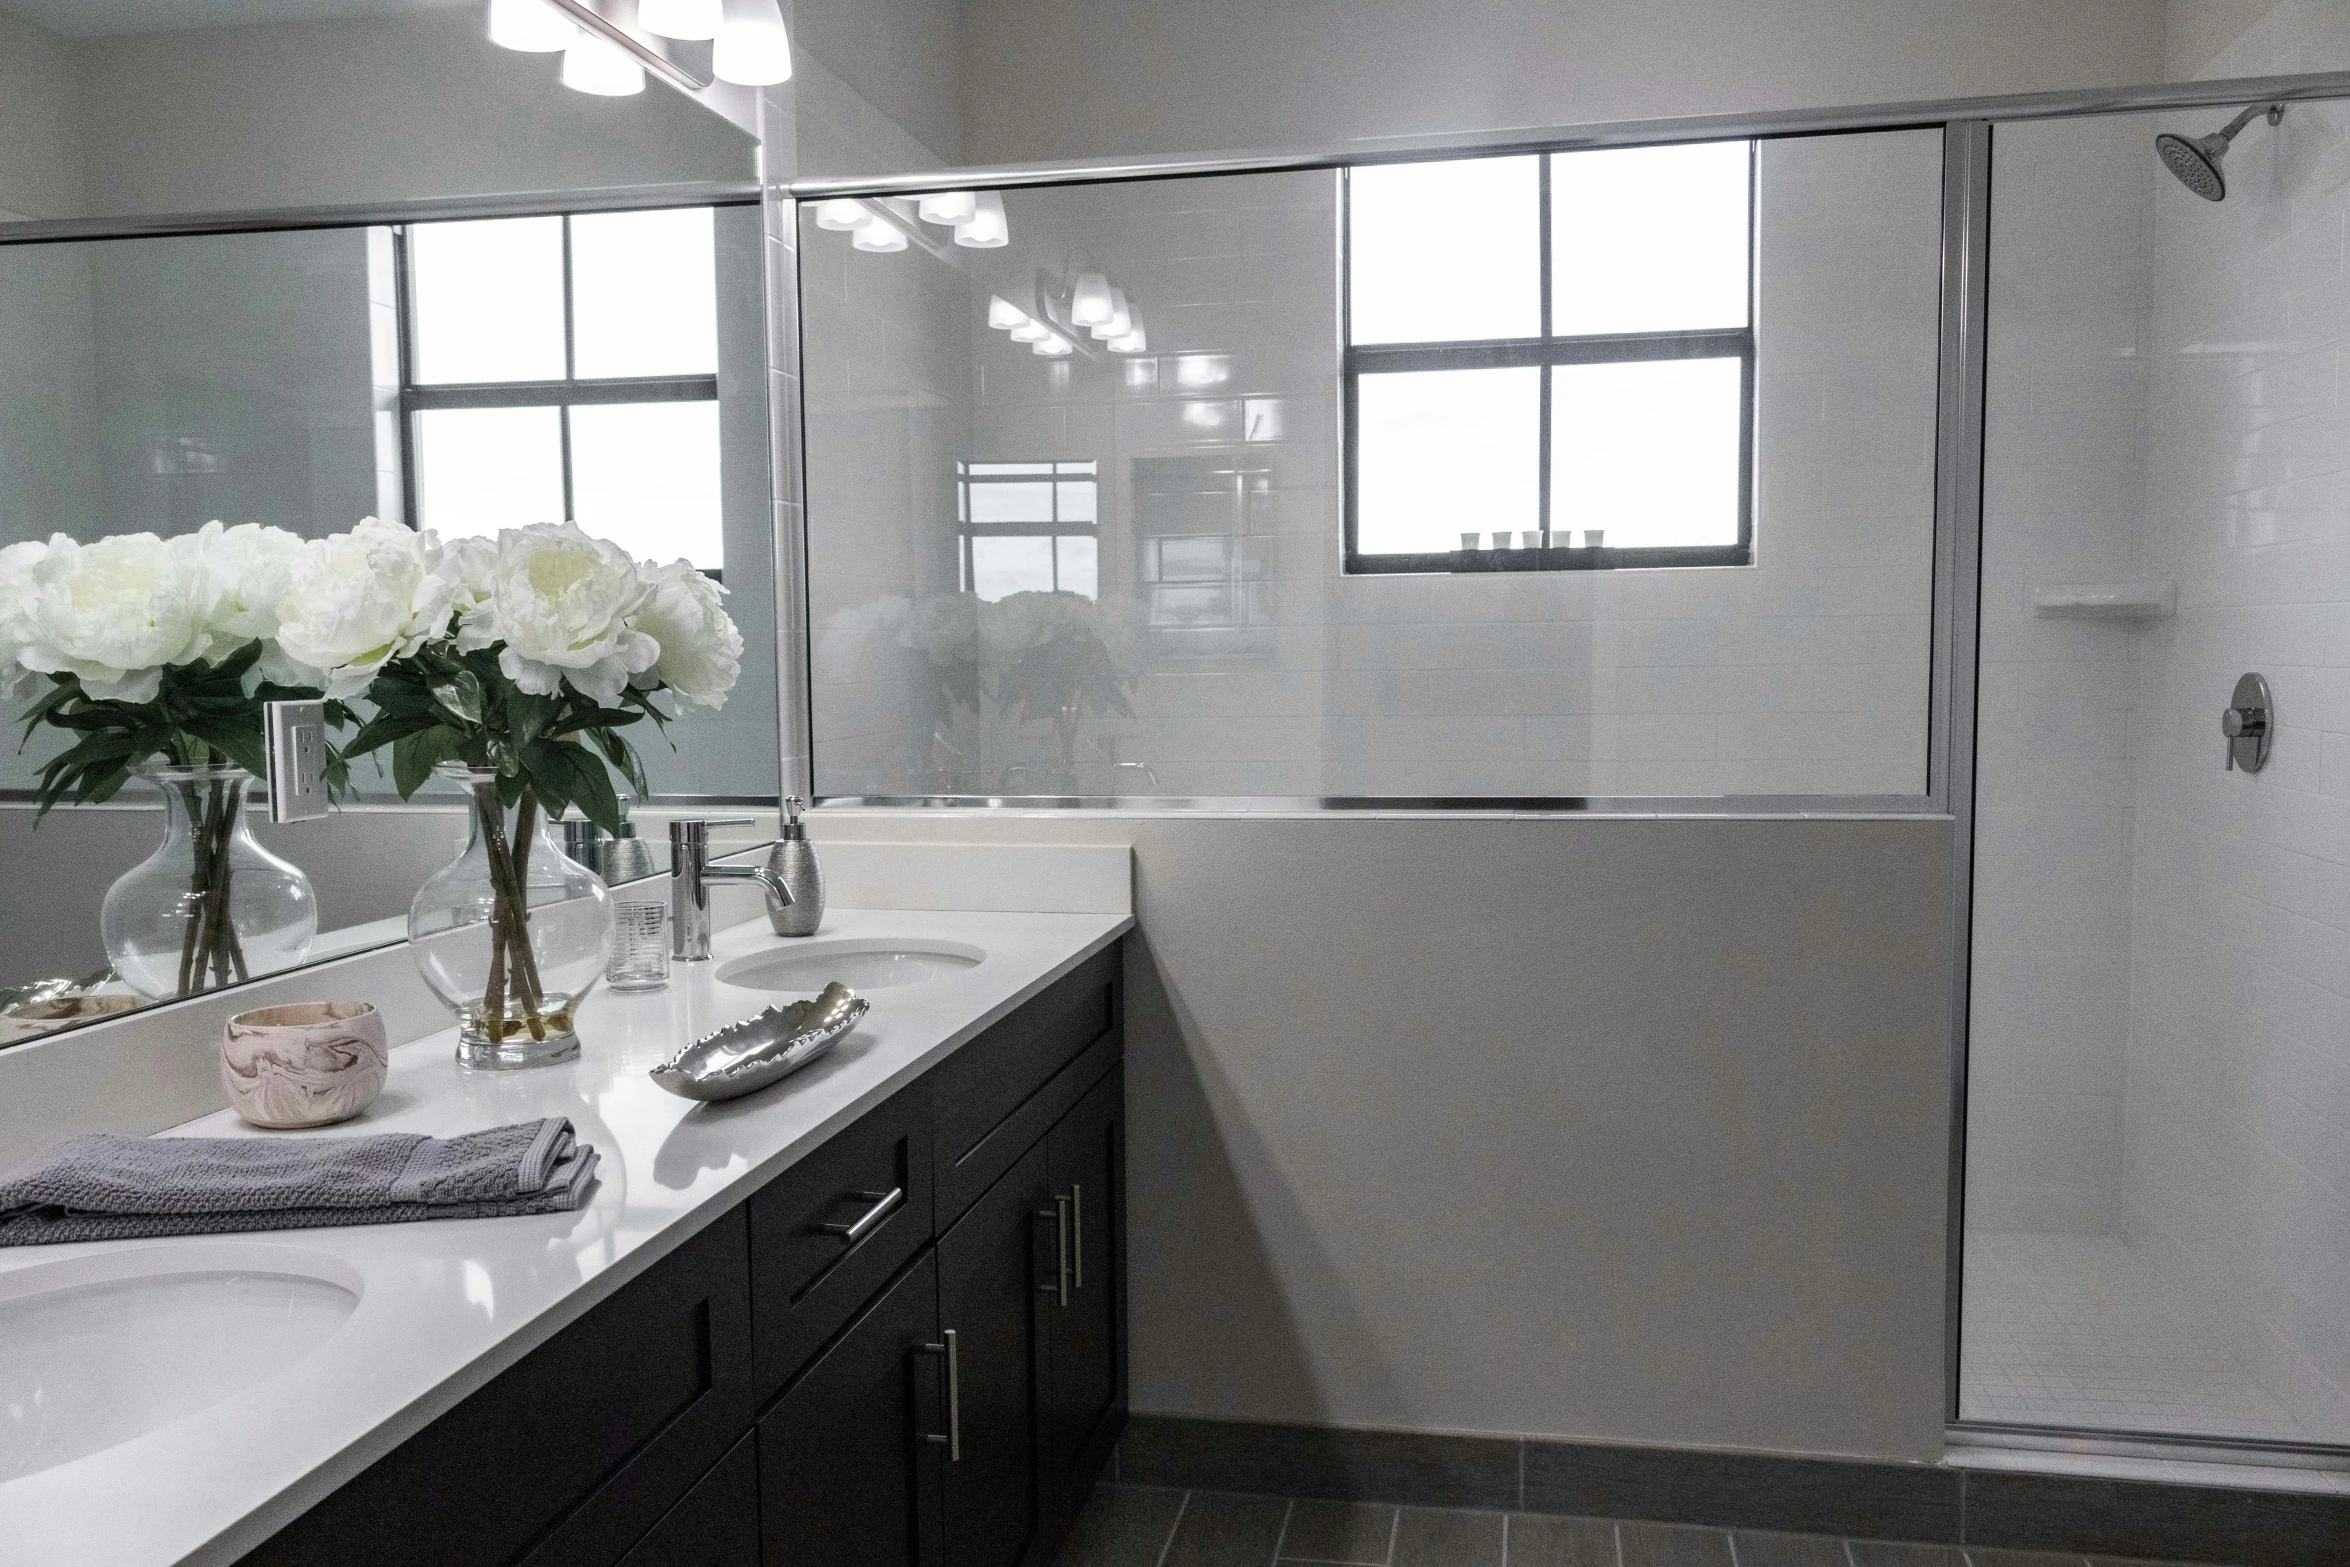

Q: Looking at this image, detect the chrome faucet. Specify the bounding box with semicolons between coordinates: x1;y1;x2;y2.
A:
669;819;792;961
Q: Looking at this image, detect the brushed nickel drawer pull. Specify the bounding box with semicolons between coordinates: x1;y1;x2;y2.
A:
920;1330;961;1460
819;1186;903;1244
1072;1183;1083;1290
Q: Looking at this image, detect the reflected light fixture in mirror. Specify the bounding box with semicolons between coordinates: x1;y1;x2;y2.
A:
562;28;646;95
489;0;575;50
919;191;980;226
1034;333;1074;358
851;214;908;252
813;199;868;231
955;192;1009;248
640;0;722;39
714;0;795;85
987;295;1030;330
1070;272;1115;327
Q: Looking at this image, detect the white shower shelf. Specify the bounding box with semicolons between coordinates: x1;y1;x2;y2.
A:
2030;581;2177;619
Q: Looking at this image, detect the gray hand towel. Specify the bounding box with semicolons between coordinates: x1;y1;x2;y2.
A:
0;1117;599;1247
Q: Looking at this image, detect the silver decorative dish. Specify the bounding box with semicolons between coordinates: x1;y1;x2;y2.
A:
649;982;869;1103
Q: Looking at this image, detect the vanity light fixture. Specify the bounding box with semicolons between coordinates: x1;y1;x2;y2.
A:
954;192;1009;248
488;0;575;51
851;215;909;252
813;198;869;231
1008;317;1052;343
1108;313;1148;354
1069;272;1115;327
561;26;645;93
713;0;794;86
1033;333;1075;358
638;0;721;38
987;295;1030;330
918;191;980;226
1088;288;1132;340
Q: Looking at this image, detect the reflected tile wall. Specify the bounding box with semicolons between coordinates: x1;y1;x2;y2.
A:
803;134;1943;799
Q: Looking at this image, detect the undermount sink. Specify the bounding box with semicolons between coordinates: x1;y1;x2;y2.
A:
0;1244;361;1483
717;938;985;994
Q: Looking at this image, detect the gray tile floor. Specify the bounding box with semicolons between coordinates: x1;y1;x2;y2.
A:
1051;1485;2239;1567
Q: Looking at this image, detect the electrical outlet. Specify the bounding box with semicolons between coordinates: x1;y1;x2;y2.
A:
264;699;330;824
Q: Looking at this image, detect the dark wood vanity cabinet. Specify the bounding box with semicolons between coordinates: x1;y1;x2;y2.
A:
239;940;1125;1567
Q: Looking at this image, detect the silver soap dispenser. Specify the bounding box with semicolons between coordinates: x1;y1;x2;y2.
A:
765;796;824;937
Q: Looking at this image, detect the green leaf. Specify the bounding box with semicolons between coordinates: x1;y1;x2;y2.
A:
560;741;622;835
391;725;458;798
430;670;484;726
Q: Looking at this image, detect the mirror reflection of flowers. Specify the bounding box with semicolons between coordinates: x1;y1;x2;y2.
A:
0;522;362;995
346;521;743;1057
982;590;1138;783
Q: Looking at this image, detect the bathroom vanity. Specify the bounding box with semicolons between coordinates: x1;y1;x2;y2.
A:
0;890;1132;1567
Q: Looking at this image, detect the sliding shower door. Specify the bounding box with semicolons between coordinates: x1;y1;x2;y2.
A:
1962;91;2350;1451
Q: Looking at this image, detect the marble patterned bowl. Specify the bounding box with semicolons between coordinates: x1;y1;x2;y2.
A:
220;1001;389;1130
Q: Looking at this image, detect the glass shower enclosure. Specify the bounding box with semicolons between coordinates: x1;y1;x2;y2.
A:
1963;88;2350;1454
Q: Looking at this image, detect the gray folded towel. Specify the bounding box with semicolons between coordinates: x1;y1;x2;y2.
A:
0;1117;599;1247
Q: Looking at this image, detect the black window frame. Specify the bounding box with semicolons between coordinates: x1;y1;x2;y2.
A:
1341;143;1758;576
955;459;1101;599
393;209;723;568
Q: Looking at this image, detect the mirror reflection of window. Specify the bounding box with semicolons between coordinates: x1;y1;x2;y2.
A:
402;207;726;572
957;460;1100;600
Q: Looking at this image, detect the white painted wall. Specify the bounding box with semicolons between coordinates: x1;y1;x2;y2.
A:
957;0;2169;167
0;8;84;220
809;808;1955;1460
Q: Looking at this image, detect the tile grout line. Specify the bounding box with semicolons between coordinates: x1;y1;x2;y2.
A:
1152;1490;1191;1567
1500;1510;1510;1567
1269;1497;1296;1567
1383;1505;1400;1567
1516;1436;1528;1512
1612;1518;1625;1567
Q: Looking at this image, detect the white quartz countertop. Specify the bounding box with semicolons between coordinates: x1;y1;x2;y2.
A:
0;904;1132;1567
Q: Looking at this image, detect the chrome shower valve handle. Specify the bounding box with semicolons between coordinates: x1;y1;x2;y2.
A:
2222;672;2272;773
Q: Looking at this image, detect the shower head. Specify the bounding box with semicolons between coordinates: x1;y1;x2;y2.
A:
2155;103;2284;202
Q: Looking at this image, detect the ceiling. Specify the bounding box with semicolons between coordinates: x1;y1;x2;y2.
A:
0;0;471;38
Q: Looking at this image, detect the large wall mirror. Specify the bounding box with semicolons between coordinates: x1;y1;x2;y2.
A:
0;0;781;1045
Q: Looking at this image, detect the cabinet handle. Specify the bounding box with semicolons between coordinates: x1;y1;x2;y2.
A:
1055;1194;1071;1307
818;1186;903;1245
1072;1183;1083;1290
920;1329;961;1461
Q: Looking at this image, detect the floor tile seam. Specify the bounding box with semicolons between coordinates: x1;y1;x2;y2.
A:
1153;1490;1192;1567
1384;1505;1402;1567
1270;1497;1297;1567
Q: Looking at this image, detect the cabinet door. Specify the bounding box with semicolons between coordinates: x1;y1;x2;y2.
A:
1044;1064;1125;1519
619;1435;759;1567
936;1140;1054;1567
758;1252;945;1567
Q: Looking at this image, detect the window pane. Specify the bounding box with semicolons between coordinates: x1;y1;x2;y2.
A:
1354;366;1540;554
569;401;725;569
970;536;1053;600
970;481;1055;523
415;406;563;536
1551;357;1742;548
409;216;565;384
1056;480;1097;523
1348;157;1541;345
1552;141;1750;335
572;207;719;379
1056;534;1099;598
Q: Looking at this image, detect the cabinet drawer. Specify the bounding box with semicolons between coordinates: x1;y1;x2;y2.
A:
617;1435;760;1567
749;1083;933;1402
931;945;1120;1227
245;1206;754;1567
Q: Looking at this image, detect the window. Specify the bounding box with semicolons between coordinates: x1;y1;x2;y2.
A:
1344;141;1754;573
399;208;726;571
957;460;1099;600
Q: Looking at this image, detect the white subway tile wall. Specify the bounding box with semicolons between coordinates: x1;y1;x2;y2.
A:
1964;1;2350;1444
803;132;1943;798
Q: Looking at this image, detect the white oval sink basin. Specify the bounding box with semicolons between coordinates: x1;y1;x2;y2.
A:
717;938;985;994
0;1244;361;1482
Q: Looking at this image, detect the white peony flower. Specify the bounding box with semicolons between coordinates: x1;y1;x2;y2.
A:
455;523;656;705
17;531;214;704
184;520;306;653
630;558;743;709
271;518;458;698
0;537;51;701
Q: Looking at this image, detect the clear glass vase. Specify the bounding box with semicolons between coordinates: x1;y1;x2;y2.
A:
407;765;612;1069
101;763;318;1001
